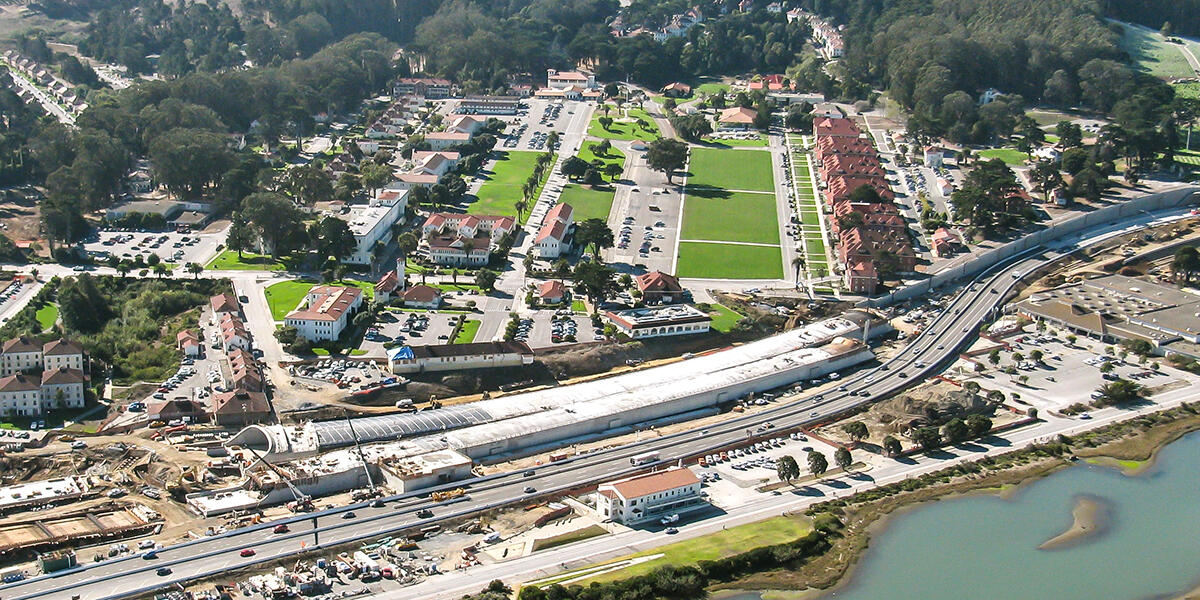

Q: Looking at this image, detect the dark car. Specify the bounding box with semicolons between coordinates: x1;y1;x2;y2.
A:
343;511;357;519
156;567;172;576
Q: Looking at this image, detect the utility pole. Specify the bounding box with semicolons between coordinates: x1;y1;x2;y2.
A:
342;409;375;492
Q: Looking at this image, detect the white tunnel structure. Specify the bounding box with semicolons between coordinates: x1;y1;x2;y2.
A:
229;311;880;463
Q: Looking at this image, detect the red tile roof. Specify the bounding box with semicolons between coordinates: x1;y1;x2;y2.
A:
538;280;566;299
286;286;362;322
400;284;442;304
605;467;699;499
210;293;240;314
635;271;682;294
42;339;83;356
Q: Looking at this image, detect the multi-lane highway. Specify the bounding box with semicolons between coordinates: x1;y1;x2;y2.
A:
8;205;1193;600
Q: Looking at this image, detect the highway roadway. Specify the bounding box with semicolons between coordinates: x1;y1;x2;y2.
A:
7;205;1193;600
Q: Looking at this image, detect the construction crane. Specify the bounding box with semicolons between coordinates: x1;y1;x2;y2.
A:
243;445;313;512
342;409;377;494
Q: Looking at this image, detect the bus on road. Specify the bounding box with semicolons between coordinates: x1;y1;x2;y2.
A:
630;451;660;465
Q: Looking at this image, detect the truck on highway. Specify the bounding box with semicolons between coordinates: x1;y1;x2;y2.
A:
431;488;465;502
630;451;660;465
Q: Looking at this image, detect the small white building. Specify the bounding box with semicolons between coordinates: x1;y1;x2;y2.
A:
596;467;704;525
387;342;533;374
285;286;364;342
41;340;84;372
0;374;44;417
40;368;86;410
533;203;574;259
923;146;943;169
604;305;712;340
546;69;596;90
1;337;42;376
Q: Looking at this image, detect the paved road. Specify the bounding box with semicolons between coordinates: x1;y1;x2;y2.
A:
10;204;1192;600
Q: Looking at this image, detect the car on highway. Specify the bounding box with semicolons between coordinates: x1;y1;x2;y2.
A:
523;486;536;493
343;511;356;519
273;524;289;534
370;499;385;508
523;469;536;477
240;549;256;557
665;527;678;534
417;509;433;518
142;550;158;560
156;567;172;576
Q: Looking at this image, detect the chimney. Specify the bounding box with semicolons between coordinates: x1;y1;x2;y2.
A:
397;257;407;291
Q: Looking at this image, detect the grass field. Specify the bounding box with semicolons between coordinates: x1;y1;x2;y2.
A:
471;151;549;219
568;515;812;584
1175;149;1200;167
686;148;774;192
708;304;744;332
264;280;314;321
587;107;661;141
701;135;768;148
695;82;731;96
35;303;58;331
578;140;626;173
1176;82;1200;100
676;242;783;279
681;189;779;244
206;250;293;271
559;185;616;222
1116;21;1195;80
454;320;480;344
978;147;1030;166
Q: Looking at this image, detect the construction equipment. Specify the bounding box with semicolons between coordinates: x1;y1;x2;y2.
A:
243;445;313;511
430;488;465;502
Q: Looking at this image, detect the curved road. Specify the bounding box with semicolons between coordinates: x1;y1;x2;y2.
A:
7;207;1191;600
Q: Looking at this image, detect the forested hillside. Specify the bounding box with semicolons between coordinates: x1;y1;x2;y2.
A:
1102;0;1200;38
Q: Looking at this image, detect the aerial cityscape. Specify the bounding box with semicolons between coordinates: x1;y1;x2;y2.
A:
0;0;1197;599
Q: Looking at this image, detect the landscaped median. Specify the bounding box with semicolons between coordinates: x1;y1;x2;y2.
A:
587;106;661;142
206;249;296;271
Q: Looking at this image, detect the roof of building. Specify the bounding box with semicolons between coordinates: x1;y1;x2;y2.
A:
605;467;699;499
210;293;240;314
3;336;40;354
813;116;861;138
549;70;590;81
286;286;363;322
376;270;400;294
42;339;83;356
718;106;757;124
536;203;574;243
538;280;566;298
636;271;683;294
391;341;533;361
212;390;271;416
605;305;713;330
41;368;85;385
0;374;39;392
661;82;692;94
176;330;199;343
400;284;442;304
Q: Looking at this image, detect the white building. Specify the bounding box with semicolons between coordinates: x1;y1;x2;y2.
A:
41;340;84;372
284;286;364;342
344;188;410;265
546;69;597;90
421;213;516;266
40;368;86;410
604;305;713;339
0;374;44;417
596;467;704;525
387;341;534;374
395;151;459;189
533;202;574;259
1;337;42;376
923;146;944;169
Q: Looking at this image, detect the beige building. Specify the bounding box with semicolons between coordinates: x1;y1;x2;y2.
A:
596;468;704;525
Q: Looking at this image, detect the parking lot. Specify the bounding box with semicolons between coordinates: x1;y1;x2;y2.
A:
356;310;466;357
82;230;222;268
693;430;844;507
511;311;600;347
606;181;681;272
288;358;388;391
499;99;579;150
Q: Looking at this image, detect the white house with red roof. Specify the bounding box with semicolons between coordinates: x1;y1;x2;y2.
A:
537;280;567;304
716;106;757;130
396;151;460;189
399;284;443;309
284;286;364;342
421;213;516;266
635;271;684;304
344;187;410;265
595;467;704;524
546;68;597;89
533;202;575;259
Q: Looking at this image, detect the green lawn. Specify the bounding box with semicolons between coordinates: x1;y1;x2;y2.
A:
571;299;587;313
681;189;780;244
587;107;661;142
454;320;480;344
676;242;783;279
559;185;616;222
1175;149;1200;166
695;82;731;96
206;250;294;271
978;148;1030;166
578;140;626;173
471;150;550;220
708;304;744;333
264;280;315;320
568;515;811;585
1175;82;1200;100
685;148;774;192
1116;20;1195;80
35;303;58;331
701;135;768;148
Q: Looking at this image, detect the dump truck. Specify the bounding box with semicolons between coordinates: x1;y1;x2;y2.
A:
430;488;465;502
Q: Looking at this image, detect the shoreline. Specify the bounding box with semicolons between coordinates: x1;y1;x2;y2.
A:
709;406;1200;598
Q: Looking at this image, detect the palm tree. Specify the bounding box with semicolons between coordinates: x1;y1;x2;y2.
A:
116;261;131;278
153;263;169;279
792;256;806;284
185;262;203;279
514;199;528;221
